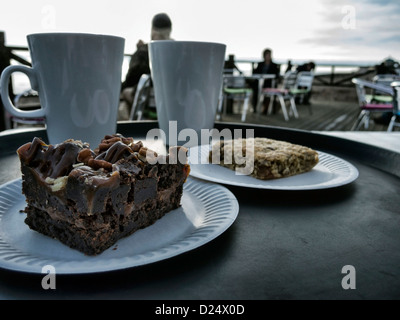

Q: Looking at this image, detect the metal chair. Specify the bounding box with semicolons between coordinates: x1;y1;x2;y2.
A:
258;71;299;121
351;78;394;130
368;74;400;104
290;71;314;114
217;75;252;122
7;89;45;129
388;81;400;131
373;74;400;86
129;74;156;120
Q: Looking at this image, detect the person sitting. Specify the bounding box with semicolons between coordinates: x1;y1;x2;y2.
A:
249;48;280;114
375;58;399;75
119;13;172;120
296;61;315;73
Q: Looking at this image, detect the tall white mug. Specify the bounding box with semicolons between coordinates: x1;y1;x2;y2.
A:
149;40;226;147
0;33;125;147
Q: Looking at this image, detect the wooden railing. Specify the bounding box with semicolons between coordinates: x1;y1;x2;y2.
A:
235;58;377;87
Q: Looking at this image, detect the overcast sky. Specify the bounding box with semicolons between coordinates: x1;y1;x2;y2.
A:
1;0;399;64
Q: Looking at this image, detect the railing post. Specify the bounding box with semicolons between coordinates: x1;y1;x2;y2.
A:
330;65;335;85
0;31;11;131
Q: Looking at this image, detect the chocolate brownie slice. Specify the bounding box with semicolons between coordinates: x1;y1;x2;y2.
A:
17;134;190;255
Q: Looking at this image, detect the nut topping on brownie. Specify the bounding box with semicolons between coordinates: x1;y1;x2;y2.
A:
210;137;319;180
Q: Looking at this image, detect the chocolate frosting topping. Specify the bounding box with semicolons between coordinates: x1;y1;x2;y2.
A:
17;134;189;181
17;138;82;179
95;141;133;163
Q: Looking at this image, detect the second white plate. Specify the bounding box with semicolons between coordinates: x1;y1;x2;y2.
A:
188;144;359;190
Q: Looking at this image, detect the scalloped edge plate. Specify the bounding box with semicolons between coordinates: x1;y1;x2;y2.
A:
188;145;359;190
0;177;238;274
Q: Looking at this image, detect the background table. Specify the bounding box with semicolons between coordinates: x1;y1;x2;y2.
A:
0;121;399;300
245;74;276;113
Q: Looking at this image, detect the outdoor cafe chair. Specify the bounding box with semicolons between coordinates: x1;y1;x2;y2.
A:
216;74;252;122
129;74;157;121
368;74;400;104
388;81;400;131
6;89;45;129
258;71;299;121
351;78;394;131
289;71;315;115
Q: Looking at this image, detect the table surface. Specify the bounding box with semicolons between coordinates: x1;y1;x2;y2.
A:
0;122;399;300
314;131;400;154
244;74;276;79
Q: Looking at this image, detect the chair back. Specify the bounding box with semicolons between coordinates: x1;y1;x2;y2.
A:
352;78;393;105
223;68;235;75
352;78;368;105
294;71;314;91
8;89;44;128
391;81;400;115
130;74;153;120
223;75;247;88
373;74;400;86
370;74;400;103
281;71;298;89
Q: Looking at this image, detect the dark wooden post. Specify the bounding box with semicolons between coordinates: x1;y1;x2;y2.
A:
330;65;335;86
0;31;11;131
0;32;33;131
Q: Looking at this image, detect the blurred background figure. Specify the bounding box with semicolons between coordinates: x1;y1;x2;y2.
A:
285;59;293;73
119;13;173;120
253;48;280;82
223;54;243;75
249;48;280;113
296;61;316;73
375;58;399;75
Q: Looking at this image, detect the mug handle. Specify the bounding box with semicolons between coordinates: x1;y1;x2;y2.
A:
0;65;46;118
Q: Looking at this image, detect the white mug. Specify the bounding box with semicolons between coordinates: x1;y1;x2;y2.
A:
148;40;226;147
0;33;125;147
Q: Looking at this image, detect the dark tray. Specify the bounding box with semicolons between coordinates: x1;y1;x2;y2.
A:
0;121;399;300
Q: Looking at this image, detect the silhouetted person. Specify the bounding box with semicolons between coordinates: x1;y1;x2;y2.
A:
119;13;172;119
296;61;315;73
375;58;398;75
250;48;280;113
224;54;242;75
285;60;293;73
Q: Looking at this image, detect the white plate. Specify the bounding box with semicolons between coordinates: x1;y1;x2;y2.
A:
0;177;238;274
188;145;359;190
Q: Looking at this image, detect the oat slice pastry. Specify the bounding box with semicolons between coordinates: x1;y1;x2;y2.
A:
210;137;319;180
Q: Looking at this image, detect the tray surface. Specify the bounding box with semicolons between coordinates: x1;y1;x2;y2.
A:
0;123;399;299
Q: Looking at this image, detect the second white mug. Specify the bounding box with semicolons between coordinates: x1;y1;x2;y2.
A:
149;40;226;147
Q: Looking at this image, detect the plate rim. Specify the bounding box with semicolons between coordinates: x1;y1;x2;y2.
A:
188;144;359;190
0;177;239;274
